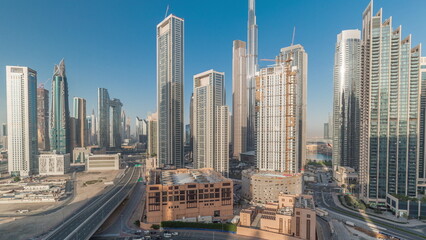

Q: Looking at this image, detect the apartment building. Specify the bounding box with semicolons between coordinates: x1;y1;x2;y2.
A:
238;193;316;240
145;168;233;223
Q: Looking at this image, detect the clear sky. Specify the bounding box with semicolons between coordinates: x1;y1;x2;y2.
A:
0;0;425;137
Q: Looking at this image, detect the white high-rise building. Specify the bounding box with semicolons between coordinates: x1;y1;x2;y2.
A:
277;44;308;173
193;70;229;177
157;14;184;168
6;66;38;176
332;30;361;172
257;45;307;173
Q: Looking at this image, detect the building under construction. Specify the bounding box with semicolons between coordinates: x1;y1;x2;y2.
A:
256;44;307;173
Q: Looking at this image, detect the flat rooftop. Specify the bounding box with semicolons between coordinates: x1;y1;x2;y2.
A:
149;168;229;185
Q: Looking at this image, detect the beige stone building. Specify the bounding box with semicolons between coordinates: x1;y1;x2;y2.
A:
242;169;303;203
238;193;316;240
86;154;120;171
145;168;233;223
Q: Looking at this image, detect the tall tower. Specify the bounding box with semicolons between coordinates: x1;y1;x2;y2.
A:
232;40;248;159
90;109;97;145
157;14;184;168
359;1;423;204
110;98;123;148
193;70;229;176
98;88;110;148
247;0;258;151
332;30;361;172
37;85;50;151
277;45;308;173
50;59;71;155
73;97;87;147
6;66;38;176
147;112;158;157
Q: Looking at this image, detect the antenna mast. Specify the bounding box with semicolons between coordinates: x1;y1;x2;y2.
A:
165;4;169;18
291;26;296;46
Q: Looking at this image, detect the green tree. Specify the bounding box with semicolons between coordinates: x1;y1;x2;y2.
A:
13;176;21;182
134;220;141;227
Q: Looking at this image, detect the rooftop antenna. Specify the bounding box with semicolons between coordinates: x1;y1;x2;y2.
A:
291;26;296;46
165;4;169;18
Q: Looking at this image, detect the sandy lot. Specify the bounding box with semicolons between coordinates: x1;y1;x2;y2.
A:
0;169;123;240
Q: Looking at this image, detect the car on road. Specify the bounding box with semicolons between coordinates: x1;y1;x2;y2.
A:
172;232;178;236
144;230;150;234
164;233;172;238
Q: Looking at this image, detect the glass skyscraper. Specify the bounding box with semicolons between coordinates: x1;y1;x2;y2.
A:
332;30;361;172
157;14;184;168
359;1;423;205
98;88;110;148
50;59;71;155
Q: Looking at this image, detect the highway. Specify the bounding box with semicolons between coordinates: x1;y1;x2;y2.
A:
311;172;426;240
41;165;139;240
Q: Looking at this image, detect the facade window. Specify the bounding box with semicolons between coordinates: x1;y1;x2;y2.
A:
214;210;220;217
307;219;311;239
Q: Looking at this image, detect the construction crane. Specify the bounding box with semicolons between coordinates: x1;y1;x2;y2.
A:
260;53;297;173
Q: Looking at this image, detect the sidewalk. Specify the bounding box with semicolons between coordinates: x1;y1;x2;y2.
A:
331;192;426;227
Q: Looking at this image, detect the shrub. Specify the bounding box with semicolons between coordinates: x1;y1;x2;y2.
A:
134;220;141;226
151;224;160;230
161;221;237;232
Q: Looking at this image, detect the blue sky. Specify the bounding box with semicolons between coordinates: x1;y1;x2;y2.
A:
0;0;425;137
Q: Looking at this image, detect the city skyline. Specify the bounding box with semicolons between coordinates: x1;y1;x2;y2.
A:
1;0;425;137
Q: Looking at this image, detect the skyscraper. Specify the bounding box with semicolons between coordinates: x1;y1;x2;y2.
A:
50;59;71;155
97;88;122;149
98;88;110;148
110;98;123;148
136;117;148;144
247;0;258;151
257;45;307;173
6;66;38;176
420;57;426;181
37;85;50;151
359;1;423;205
332;30;361;171
147;112;158;157
193;70;229;177
277;44;308;172
232;40;248;159
157;14;184;168
73;97;87;147
90;109;97;146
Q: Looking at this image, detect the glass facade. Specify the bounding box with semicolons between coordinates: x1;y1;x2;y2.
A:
332;30;361;172
360;3;423;203
50;60;71;155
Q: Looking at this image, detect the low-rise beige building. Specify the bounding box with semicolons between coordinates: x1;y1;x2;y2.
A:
145;157;159;175
335;166;358;187
242;169;303;203
86;154;120;171
38;153;70;175
145;168;233;223
238;193;316;240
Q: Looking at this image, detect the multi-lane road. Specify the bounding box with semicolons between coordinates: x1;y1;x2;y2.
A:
312;172;426;240
41;165;140;240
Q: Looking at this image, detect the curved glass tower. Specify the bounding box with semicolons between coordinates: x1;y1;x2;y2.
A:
50;59;70;155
